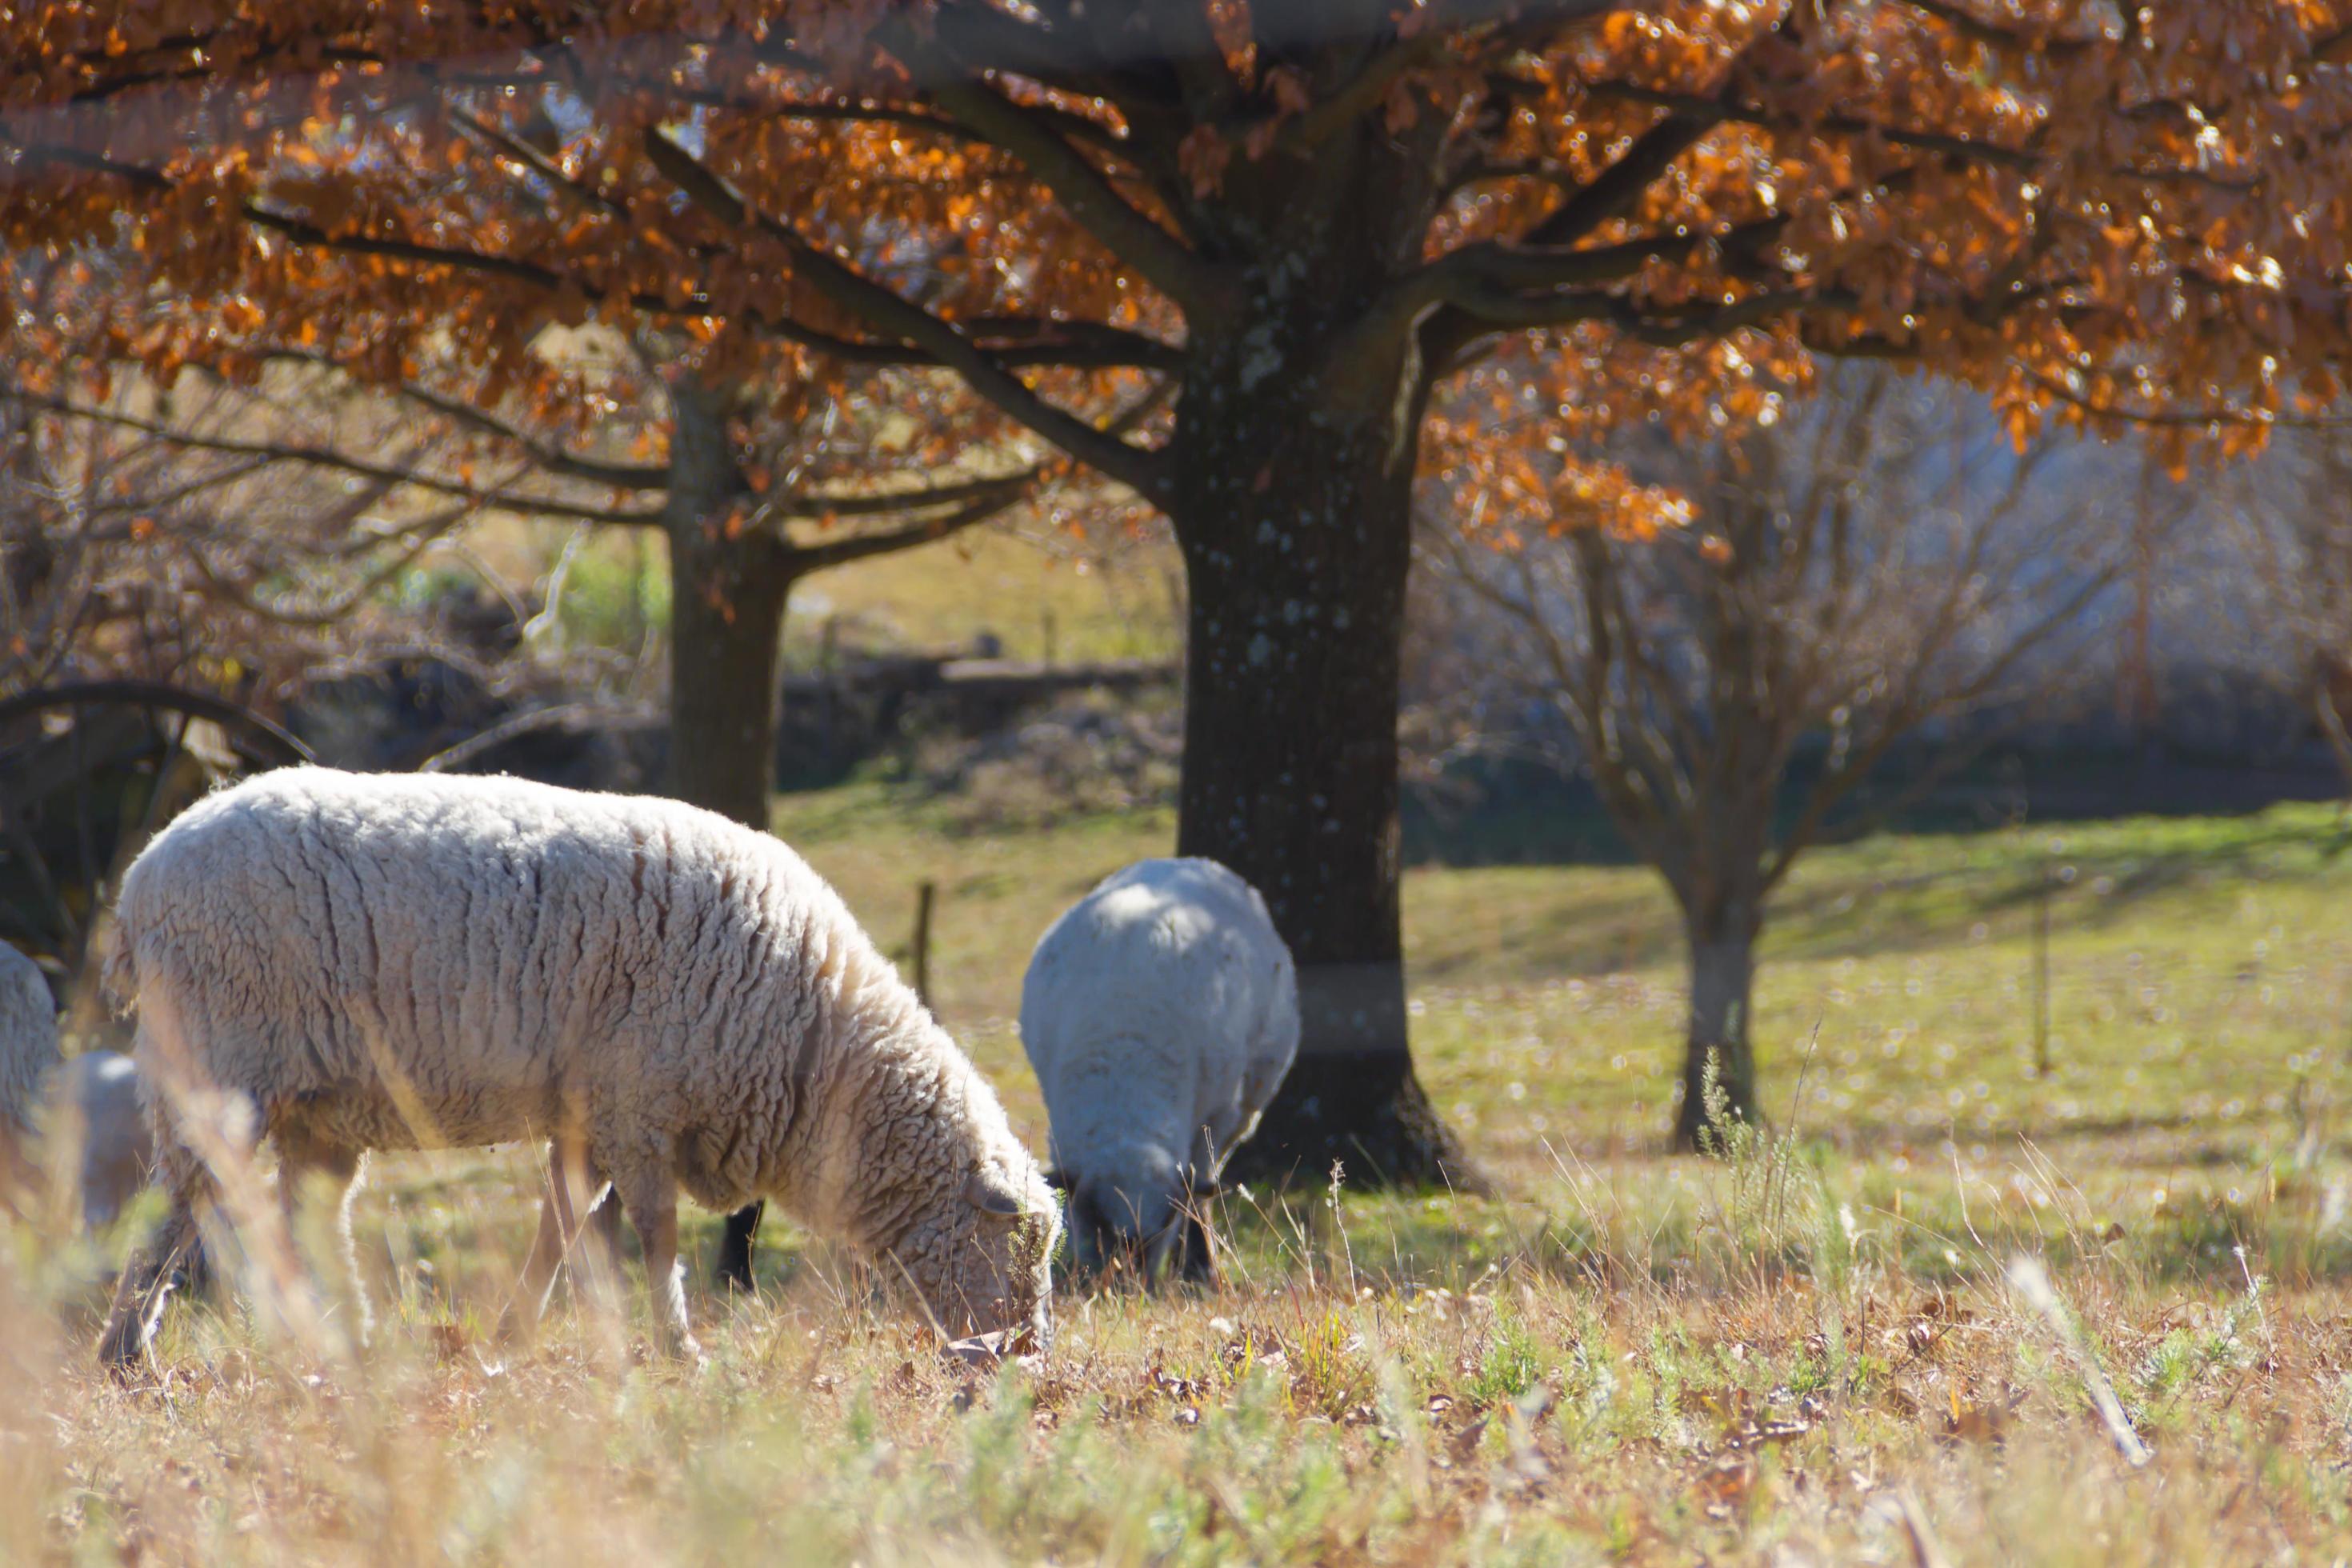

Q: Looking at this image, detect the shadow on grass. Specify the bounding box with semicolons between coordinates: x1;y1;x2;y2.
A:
1406;750;2350;873
1403;753;2352;974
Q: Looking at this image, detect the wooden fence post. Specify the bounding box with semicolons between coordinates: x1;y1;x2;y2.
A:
912;879;936;1010
2033;858;2053;1078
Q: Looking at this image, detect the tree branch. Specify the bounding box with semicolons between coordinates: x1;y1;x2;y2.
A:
791;365;1172;549
12;394;666;526
446;106;630;219
1434;278;1849;338
1520;110;1722;250
918;0;1170;110
15;143;1182;376
2018;366;2352;430
790;486;1029;574
1888;0;2098;55
783;470;1038;523
884;25;1228;314
174;498;479;628
639;125;1174;506
1434;214;1788;299
1277;31;1445;154
247;347;671;490
1583;82;2042;171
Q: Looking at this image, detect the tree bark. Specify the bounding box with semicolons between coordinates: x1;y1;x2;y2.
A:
664;386;794;837
1673;899;1763;1151
1170;170;1469;1188
658;375;794;1288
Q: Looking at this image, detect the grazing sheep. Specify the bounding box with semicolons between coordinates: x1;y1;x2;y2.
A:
1020;858;1298;1282
96;766;1061;1368
0;943;159;1234
56;1050;156;1232
1;941;62;1174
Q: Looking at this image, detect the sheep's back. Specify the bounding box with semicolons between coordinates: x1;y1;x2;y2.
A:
0;942;59;1135
114;769;839;1149
1020;858;1294;1143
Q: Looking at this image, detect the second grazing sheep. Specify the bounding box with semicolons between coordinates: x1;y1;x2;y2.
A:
97;766;1060;1368
57;1051;156;1232
1021;858;1298;1282
1;942;62;1195
0;944;158;1236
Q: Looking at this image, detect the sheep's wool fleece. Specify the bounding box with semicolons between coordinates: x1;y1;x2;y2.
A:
108;768;1045;1248
1020;857;1299;1186
0;940;59;1137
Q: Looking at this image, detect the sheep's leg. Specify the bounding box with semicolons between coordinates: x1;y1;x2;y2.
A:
334;1153;370;1342
290;1147;372;1347
277;1126;373;1347
716;1203;762;1292
502;1194;566;1346
96;1142;209;1372
586;1183;627;1264
1174;1203;1218;1286
610;1163;699;1362
500;1135;612;1344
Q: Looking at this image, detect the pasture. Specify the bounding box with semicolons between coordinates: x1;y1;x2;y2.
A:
6;792;2352;1563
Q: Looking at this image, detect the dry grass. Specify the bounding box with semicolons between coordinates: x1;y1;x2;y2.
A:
10;798;2352;1563
8;1131;2348;1564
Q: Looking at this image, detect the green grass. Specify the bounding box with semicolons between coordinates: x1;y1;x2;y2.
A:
786;522;1182;667
454;510;1182;669
13;794;2352;1562
781;781;2352;1174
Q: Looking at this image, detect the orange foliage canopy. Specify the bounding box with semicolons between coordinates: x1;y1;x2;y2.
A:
0;1;2344;502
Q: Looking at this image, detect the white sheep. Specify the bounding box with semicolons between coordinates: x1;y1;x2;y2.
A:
56;1050;156;1232
0;945;160;1234
1020;857;1298;1282
96;766;1060;1367
1;942;62;1188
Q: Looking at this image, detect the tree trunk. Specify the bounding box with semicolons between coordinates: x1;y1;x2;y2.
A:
658;375;794;1288
1171;246;1467;1190
1673;900;1763;1151
664;389;793;837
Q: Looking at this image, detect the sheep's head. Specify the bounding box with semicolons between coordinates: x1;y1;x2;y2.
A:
1056;1150;1218;1284
902;1160;1062;1351
844;1030;1061;1349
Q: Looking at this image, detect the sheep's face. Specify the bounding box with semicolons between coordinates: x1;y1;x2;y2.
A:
914;1163;1062;1350
1065;1150;1206;1282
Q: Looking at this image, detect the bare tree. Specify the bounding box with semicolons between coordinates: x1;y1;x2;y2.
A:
2221;428;2352;787
0;370;478;702
1428;366;2154;1148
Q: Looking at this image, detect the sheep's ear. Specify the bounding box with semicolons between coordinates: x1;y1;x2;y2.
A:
965;1173;1026;1218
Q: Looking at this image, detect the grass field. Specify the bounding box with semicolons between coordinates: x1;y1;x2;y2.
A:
8;793;2352;1562
785;521;1182;667
477;510;1184;671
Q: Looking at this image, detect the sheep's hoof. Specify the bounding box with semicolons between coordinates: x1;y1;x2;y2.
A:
943;1331;1008;1369
945;1330;1041;1374
96;1282;171;1375
96;1323;149;1378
